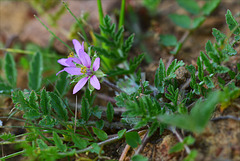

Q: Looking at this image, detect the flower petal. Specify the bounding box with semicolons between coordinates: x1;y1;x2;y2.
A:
56;69;65;76
65;58;81;67
92;57;100;71
79;50;91;68
72;39;82;56
90;75;100;90
73;76;88;94
64;67;82;75
57;58;69;66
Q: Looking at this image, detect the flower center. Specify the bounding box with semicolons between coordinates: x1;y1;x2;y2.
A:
68;52;74;58
81;66;87;74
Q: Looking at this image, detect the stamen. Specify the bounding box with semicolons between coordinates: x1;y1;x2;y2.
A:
81;66;87;74
68;52;75;58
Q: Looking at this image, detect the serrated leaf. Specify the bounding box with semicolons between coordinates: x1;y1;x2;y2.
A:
40;89;51;115
212;28;226;44
106;102;114;122
37;139;48;150
92;127;108;141
169;142;184;154
94;33;116;46
167;59;184;76
118;129;126;139
125;131;141;148
129;54;145;72
197;57;204;81
226;10;240;35
54;72;70;97
204;76;215;88
4;53;17;87
159;34;177;46
28;52;43;91
123;34;135;53
39;116;56;127
222;43;237;56
169;14;191;29
177;0;200;15
202;0;220;16
148;121;159;137
71;134;88;149
200;52;213;74
53;132;67;152
29;90;38;111
215;66;230;73
81;97;90;122
49;92;68;121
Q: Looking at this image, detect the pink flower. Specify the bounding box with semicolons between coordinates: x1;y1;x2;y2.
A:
57;39;101;94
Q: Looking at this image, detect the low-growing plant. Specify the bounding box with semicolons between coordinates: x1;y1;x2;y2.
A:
0;0;239;160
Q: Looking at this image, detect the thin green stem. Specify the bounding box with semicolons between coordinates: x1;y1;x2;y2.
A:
119;0;125;29
34;15;73;52
62;2;88;43
97;0;104;26
0;150;25;160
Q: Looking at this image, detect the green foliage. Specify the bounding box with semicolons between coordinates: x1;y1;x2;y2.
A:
106;102;114;122
201;0;220;16
28;52;43;91
81;97;90;122
71;134;89;149
226;10;240;35
169;14;191;29
53;132;67;152
142;0;161;12
0;82;13;95
92;127;108;141
4;53;17;88
131;154;148;161
118;129;126;139
177;0;200;15
125;131;141;148
54;72;70;97
169;136;195;153
159;34;177;47
0;132;15;142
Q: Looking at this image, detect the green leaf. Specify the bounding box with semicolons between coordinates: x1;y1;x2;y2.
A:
197;57;204;81
148;121;159;137
203;76;215;88
177;0;200;15
212;28;226;44
71;134;88;149
37;139;48;150
123;34;135;53
205;40;220;64
169;142;184;154
183;150;198;161
49;92;68;121
92;127;108;141
167;59;184;76
81;97;90;122
169;14;191;29
125;131;141;148
225;10;240;35
40;89;51;115
191;16;205;29
4;53;17;87
0;132;15;142
200;52;213;74
202;0;220;16
28;52;43;91
155;59;166;90
183;136;195;145
215;66;230;73
53;132;67;152
0;82;13;95
222;43;237;56
118;129;126;139
159;91;220;133
106;102;114;122
159;34;177;46
96;120;104;129
131;154;148;161
89;143;102;154
54;72;70;97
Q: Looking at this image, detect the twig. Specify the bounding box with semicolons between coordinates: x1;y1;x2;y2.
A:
169;126;191;154
135;129;150;155
211;115;240;122
102;80;126;94
119;144;131;161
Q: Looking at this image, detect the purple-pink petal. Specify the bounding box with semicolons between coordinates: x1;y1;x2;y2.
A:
57;58;70;66
64;67;82;75
73;76;88;94
72;39;82;56
79;50;91;68
56;69;65;76
66;58;81;66
90;75;100;90
92;57;100;71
